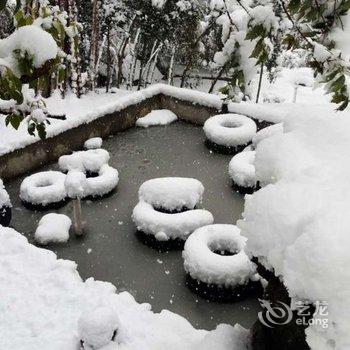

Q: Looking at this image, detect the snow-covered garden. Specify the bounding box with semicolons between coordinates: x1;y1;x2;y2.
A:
1;1;350;350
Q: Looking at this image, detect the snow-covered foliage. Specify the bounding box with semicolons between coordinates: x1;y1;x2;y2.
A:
239;114;350;349
0;225;250;349
20;171;67;206
0;25;57;74
132;201;214;241
228;150;256;189
138;177;204;211
183;224;258;288
136;109;178;128
203;114;257;147
35;213;72;245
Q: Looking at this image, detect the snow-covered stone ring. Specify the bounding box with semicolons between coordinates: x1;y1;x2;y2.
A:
132;177;214;248
20;171;67;209
204;114;257;154
183;224;261;301
229;150;257;194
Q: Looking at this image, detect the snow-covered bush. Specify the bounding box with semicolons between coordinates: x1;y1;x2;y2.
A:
239;114;350;349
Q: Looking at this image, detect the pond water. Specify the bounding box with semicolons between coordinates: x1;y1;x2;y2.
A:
6;121;261;331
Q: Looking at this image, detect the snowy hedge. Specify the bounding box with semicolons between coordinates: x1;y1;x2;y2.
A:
239;114;350;349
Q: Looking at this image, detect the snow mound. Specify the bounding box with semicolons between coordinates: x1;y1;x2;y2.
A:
138;177;204;211
20;171;67;206
0;25;58;75
229;151;257;188
136;109;178;128
252;123;283;148
183;224;257;288
239;115;350;349
203;114;257;147
84;137;103;150
0;179;11;208
0;225;248;350
78;306;120;349
59;149;110;173
132;201;214;241
35;213;72;245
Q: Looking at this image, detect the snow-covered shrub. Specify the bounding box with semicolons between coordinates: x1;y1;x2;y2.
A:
239;114;350;349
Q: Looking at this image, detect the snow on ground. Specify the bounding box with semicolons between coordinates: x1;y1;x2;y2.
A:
0;225;249;350
35;213;72;245
238;114;350;350
136;109;178;128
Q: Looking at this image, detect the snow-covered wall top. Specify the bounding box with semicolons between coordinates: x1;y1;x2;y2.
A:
1;83;350;157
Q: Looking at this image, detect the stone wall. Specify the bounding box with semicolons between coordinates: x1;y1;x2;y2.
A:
0;93;272;180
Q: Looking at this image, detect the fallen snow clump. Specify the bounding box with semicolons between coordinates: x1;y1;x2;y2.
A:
136;109;178;128
35;213;72;245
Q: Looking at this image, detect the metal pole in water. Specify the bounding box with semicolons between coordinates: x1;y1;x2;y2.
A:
73;197;83;236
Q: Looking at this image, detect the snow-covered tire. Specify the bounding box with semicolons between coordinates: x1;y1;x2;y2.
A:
0;205;11;226
183;224;261;301
229;151;258;194
132;201;214;251
138;177;204;212
83;164;119;199
59;149;110;174
20;171;67;210
204;114;257;154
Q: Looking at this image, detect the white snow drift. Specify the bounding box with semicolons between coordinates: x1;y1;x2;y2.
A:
136;109;178;128
239;114;350;350
20;171;67;206
252;123;283;148
183;224;257;288
203;114;257;148
229;151;257;189
35;213;72;245
138;177;204;211
132;201;214;241
0;225;249;350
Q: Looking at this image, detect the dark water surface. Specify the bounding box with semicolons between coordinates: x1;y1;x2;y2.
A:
6;121;261;330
